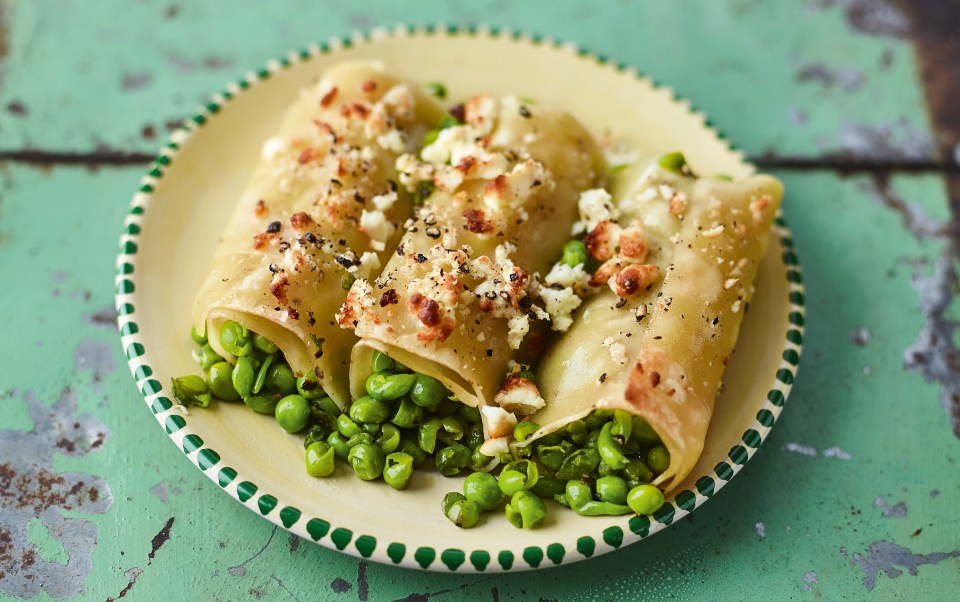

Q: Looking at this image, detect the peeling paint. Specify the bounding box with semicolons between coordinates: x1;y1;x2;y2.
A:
121;72;152;90
808;0;909;37
74;339;116;382
784;442;818;457
0;390;113;598
755;522;766;539
842;540;960;591
834;121;936;161
796;63;865;91
788;106;808;127
862;177;943;238
873;496;908;518
149;482;169;504
849;326;871;346
822;446;853;460
802;570;819;591
330;577;352;593
106;567;142;602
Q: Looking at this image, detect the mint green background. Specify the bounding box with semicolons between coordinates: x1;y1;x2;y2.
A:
1;1;958;600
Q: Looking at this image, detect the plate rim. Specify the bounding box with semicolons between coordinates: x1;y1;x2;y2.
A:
114;24;805;572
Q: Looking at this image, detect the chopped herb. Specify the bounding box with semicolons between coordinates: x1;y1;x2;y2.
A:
424;81;447;100
414;181;436;206
341;273;356;290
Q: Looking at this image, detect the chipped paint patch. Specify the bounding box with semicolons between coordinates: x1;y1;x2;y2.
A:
85;305;117;329
755;522;766;539
849;326;871;346
796;63;865;91
784;442;818;457
149;481;170;504
0;389;112;598
863;176;960;436
330;577;352;593
873;496;907;518
808;0;909;38
822;446;853;460
842;540;960;591
833;121;936;161
802;570;819;591
74;339;116;381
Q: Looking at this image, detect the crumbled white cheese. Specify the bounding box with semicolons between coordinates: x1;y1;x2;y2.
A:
544;262;592;296
602;336;628;366
540;286;582;332
479;436;511;458
376;129;406;153
494;379;546;415
723;278;738;290
359;209;395;251
701;224;724;238
355;252;382;280
507;314;530;349
572;188;618;235
480;406;517;439
371;190;398;211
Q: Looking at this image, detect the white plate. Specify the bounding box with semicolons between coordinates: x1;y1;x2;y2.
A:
115;26;804;572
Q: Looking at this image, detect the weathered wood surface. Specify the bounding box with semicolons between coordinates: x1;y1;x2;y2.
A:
1;1;958;599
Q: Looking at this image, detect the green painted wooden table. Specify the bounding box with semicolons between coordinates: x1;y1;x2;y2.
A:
2;1;959;600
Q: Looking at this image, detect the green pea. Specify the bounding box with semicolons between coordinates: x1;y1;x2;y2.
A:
565;480;631;517
252;353;273;394
596;476;630;505
391;396;424;428
424;81;447;100
536;445;568;471
433;397;460;417
207;362;240;401
647;445;670;473
219;321;252;357
622;459;654;487
418;418;442;453
563;420;588;445
231;356;255;399
251;332;279;354
534;432;563;449
658;151;688;175
498;460;539;496
561;239;588;268
197;344;224;371
348;442;385;481
513;420;540;442
598;422;630;470
463;472;502;511
337;414;363;438
465;423;484;450
349;396;391;424
371;350;395;373
303;424;332;449
296;377;325;401
611;410;633;440
393;359;411;373
311;395;341;416
435;444;471;476
190;325;207;345
441;492;466;515
583;429;602;450
244;393;277;415
397;438;428;466
597;459;615;477
377;424;401;454
305;441;336;477
627;484;665;515
505;491;547;529
347;432;374;448
383;452;414;489
409;374;448;408
266;362;296;395
458;405;481;425
361;421;380;436
468;449;492;471
445;499;481;529
275;394;310;433
583;411;609;432
529;476;566;498
436;416;465;446
632;416;661;446
171;375;212;408
365;372;416;401
555;448;601;480
327;431;351;459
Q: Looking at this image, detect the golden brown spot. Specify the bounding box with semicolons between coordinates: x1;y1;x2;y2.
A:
320;86;339;108
360;79;377;93
462;208;494;234
269;274;289;305
253;199;268;217
252;232;276;250
613;264;661;298
584;220;617;261
290;212;313;230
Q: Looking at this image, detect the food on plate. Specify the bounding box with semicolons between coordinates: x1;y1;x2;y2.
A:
188;61;445;407
172;63;784;529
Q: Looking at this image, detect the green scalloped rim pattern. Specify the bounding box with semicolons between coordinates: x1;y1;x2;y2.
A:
115;24;804;572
